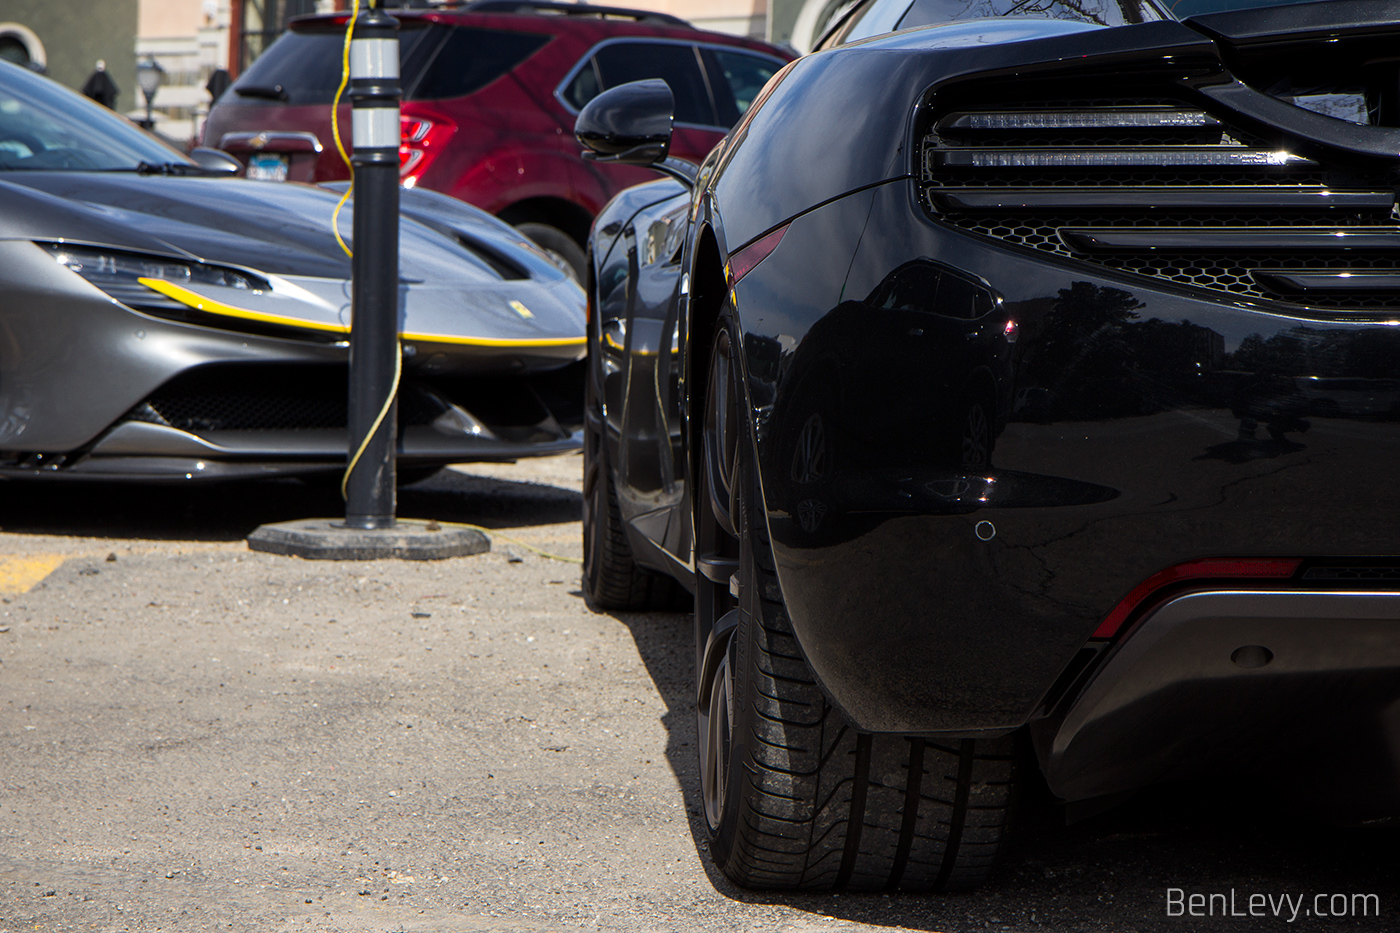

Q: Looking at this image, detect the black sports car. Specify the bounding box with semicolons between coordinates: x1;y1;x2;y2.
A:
579;0;1400;893
0;60;585;483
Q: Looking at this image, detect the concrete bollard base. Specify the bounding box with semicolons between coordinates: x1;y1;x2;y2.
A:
247;518;489;561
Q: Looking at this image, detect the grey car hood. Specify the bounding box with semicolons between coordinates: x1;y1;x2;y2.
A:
0;172;558;282
0;172;586;351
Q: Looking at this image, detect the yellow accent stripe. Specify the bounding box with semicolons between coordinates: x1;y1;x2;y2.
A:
0;554;67;595
140;277;349;334
139;278;585;349
401;331;585;348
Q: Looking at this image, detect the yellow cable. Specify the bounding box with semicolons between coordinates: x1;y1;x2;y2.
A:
341;339;402;501
455;524;582;564
331;187;353;259
330;0;359;258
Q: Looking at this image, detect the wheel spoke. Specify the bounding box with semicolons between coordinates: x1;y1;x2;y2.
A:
696;319;744;832
700;651;732;831
705;330;739;538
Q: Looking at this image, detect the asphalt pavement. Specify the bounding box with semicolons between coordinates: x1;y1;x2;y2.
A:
0;454;1394;932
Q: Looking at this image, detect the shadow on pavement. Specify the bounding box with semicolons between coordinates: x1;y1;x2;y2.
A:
605;604;1399;932
0;468;581;542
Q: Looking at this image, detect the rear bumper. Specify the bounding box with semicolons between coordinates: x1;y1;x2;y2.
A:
1036;589;1400;812
741;182;1400;735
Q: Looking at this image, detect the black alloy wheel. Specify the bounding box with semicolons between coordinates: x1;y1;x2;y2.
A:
581;335;685;611
696;312;1019;892
961;396;992;469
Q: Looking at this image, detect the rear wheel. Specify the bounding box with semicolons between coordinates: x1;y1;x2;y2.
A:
696;312;1019;891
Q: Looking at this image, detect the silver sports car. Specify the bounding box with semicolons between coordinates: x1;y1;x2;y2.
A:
0;60;586;482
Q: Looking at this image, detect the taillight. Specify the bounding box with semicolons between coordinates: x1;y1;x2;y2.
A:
727;224;788;287
399;115;455;185
1092;559;1301;639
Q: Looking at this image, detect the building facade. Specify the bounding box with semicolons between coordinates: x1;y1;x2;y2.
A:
0;0;140;113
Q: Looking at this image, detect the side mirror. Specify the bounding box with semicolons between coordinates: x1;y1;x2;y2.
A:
574;79;699;187
575;79;674;166
188;147;241;174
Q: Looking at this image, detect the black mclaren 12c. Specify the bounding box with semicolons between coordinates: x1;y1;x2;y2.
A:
578;0;1400;893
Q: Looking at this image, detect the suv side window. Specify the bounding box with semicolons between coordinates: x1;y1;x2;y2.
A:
562;59;602;111
590;41;716;126
410;27;550;101
933;273;993;321
875;262;941;313
702;48;783;126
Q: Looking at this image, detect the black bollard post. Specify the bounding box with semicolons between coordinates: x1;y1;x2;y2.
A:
345;3;401;530
245;1;488;560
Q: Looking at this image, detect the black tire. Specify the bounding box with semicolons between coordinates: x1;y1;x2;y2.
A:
697;313;1018;892
516;222;587;283
581;352;686;611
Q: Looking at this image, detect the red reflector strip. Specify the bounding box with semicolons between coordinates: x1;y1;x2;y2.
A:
1092;558;1301;639
728;224;788;287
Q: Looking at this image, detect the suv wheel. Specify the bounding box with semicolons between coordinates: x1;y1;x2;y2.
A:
517;222;587;283
696;311;1019;891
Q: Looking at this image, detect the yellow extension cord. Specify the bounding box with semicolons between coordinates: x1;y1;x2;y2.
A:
330;0;358;260
333;0;404;502
455;524;582;565
328;2;578;565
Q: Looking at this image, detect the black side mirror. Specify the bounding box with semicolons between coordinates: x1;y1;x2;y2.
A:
575;79;698;187
188;147;241;174
575;79;675;165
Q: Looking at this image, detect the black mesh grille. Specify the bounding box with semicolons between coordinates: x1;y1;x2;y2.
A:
938;206;1400;309
133;394;349;432
921;94;1400;315
125;365;442;433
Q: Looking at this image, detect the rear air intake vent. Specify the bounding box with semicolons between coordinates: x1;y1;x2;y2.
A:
922;96;1400;315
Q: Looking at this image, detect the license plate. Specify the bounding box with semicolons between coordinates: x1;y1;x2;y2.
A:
246;152;289;182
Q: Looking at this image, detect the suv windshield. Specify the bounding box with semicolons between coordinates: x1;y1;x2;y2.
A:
0;60;190;171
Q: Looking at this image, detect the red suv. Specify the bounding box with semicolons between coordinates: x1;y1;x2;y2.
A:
203;1;792;277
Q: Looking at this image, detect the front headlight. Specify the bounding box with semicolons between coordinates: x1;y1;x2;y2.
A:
45;243;269;308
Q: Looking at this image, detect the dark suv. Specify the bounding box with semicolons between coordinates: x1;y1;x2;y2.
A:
203;1;791;277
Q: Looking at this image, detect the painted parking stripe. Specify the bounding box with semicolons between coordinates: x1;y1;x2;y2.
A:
0;555;68;594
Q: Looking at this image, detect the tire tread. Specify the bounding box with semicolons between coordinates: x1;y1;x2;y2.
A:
715;485;1017;892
